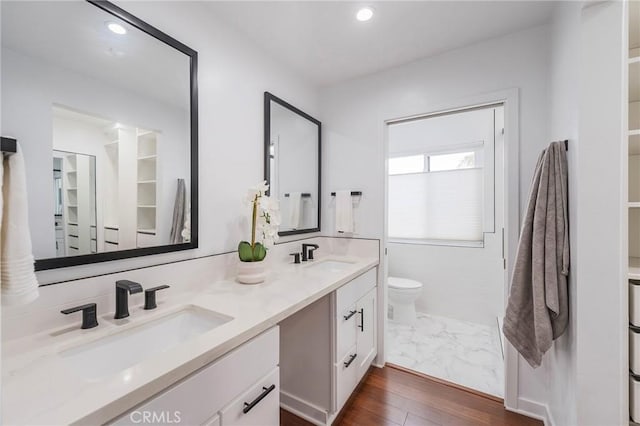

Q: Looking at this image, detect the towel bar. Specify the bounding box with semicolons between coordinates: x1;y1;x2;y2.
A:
1;137;17;156
331;191;362;196
284;193;311;198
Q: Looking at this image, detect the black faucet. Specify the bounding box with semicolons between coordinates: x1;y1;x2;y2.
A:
301;244;319;261
115;280;143;319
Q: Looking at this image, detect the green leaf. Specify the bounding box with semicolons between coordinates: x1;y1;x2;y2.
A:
252;242;267;261
238;241;254;262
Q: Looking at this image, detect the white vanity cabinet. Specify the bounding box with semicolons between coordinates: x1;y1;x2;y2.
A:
334;270;377;411
280;267;378;425
111;327;279;426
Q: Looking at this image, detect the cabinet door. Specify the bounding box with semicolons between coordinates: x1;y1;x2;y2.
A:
219;368;279;426
356;288;377;381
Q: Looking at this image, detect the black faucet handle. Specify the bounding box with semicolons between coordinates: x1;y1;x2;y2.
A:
61;303;99;329
290;253;301;264
144;285;170;310
116;279;143;294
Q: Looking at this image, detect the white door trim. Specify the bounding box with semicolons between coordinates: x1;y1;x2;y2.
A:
380;88;520;410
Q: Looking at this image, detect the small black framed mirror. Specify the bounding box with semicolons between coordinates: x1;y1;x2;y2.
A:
264;92;321;236
1;0;198;271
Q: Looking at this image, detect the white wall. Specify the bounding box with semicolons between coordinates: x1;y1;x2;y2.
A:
2;1;320;284
544;3;581;425
575;2;626;424
541;3;627;425
319;24;551;411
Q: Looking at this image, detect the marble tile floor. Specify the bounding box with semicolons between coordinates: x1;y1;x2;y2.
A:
387;312;504;398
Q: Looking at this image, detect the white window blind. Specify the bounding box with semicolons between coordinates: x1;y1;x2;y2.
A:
388;167;483;241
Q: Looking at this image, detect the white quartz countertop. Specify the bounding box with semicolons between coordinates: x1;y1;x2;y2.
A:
2;255;378;425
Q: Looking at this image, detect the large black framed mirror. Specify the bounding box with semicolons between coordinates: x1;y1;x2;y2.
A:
1;0;198;271
264;92;321;236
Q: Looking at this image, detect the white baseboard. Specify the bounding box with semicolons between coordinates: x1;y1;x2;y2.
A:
508;397;553;426
280;390;329;426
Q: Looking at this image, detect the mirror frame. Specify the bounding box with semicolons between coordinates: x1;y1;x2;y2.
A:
35;0;199;271
263;92;321;237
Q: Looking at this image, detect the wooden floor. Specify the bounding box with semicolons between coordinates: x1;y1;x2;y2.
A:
281;366;542;426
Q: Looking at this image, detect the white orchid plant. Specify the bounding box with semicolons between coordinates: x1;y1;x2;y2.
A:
238;181;281;262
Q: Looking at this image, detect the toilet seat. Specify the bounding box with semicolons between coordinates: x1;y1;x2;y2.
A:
388;277;422;290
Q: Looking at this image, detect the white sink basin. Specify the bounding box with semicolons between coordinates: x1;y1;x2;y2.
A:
60;306;232;381
305;259;355;273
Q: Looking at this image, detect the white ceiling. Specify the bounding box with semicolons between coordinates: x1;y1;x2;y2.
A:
207;1;557;87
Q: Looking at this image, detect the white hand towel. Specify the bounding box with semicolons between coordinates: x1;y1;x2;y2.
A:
1;144;39;305
288;192;302;229
335;190;354;234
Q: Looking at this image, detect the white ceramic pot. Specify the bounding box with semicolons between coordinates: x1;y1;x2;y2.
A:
237;260;267;284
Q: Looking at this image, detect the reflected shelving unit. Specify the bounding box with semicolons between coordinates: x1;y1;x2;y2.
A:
101;125;159;251
63;154;78;255
629;1;640;423
103;127;121;252
136;129;157;248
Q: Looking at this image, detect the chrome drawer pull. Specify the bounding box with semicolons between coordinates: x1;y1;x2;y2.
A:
344;353;357;368
358;308;364;332
242;384;276;414
343;310;357;321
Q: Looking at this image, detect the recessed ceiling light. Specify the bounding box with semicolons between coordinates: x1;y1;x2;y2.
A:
106;22;127;35
356;7;374;22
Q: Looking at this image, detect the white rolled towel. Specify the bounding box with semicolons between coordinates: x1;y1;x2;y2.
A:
1;144;39;305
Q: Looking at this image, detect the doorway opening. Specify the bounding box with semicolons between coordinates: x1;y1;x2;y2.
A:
384;104;506;398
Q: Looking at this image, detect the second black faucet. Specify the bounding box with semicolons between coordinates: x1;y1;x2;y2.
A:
114;280;143;319
301;244;319;262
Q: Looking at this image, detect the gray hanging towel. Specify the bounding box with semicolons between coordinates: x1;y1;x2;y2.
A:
169;178;186;244
503;141;570;368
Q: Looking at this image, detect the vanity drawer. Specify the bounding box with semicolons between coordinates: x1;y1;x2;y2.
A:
90;226;97;239
67;224;78;235
137;232;156;248
219;368;279;426
111;327;279;425
104;242;119;252
104;227;119;243
632;374;640;423
336;268;376;314
631;326;640;374
336;303;357;360
334;345;358;411
67;235;78;247
631;280;640;326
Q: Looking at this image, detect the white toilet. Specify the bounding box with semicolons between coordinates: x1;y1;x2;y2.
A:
388;276;423;325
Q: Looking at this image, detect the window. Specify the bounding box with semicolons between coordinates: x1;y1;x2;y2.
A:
389;155;425;175
388;146;484;243
429;151;475;172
